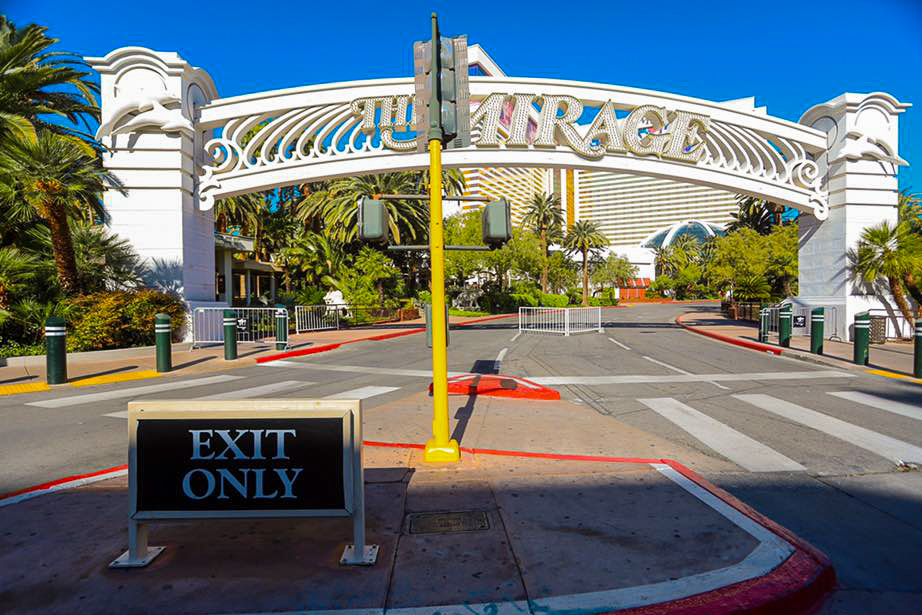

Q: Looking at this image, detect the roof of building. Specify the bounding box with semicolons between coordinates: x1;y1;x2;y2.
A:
639;220;727;249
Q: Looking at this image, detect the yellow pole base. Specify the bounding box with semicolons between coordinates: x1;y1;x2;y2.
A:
423;438;461;463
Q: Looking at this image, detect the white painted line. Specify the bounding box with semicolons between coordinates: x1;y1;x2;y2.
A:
529;370;853;385
0;468;128;507
510;332;522;342
196;380;311;400
103;410;130;419
828;391;922;422
27;375;244;408
735;393;922;464
643;356;729;390
609;337;631;350
496;347;508;363
530;464;794;613
262;361;465;378
638;398;805;472
325;386;400;400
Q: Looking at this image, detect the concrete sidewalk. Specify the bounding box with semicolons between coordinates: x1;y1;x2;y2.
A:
0;441;833;615
677;310;918;379
0;314;508;392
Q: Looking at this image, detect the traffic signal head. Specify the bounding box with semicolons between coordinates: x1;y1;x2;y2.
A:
413;34;470;150
358;197;389;243
481;199;512;247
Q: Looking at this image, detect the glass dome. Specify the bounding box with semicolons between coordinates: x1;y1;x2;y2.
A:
640;220;726;249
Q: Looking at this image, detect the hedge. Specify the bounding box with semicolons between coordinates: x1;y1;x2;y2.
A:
63;290;187;352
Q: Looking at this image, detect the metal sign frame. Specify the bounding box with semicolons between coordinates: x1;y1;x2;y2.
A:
110;399;377;568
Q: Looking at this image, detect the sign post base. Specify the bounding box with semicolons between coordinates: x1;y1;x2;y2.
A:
423;438;461;463
109;546;165;568
340;544;379;566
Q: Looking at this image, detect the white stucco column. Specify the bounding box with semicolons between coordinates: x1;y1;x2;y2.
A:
88;48;220;309
797;93;910;341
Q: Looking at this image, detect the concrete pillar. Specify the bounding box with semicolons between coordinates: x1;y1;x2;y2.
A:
797;93;910;341
245;270;252;306
87;48;220;310
270;273;277;303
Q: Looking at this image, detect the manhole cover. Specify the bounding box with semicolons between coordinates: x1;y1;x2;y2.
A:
407;510;490;535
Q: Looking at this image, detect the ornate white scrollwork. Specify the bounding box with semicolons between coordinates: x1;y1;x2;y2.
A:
196;78;833;219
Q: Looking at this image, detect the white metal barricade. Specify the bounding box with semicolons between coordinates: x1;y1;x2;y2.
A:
192;307;282;348
295;305;340;333
868;309;914;339
518;306;602;336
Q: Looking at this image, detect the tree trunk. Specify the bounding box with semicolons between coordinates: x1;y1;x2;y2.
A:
540;230;548;294
888;276;915;328
582;249;589;307
46;204;81;295
903;271;922;317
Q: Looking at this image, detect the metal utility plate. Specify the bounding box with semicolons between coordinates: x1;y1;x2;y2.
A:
407;510;490;535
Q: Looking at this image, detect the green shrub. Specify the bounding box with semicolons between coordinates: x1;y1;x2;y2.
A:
0;341;44;358
64;290;187;352
540;293;568;308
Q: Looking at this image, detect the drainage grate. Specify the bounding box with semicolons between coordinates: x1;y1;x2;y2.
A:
407;510;490;535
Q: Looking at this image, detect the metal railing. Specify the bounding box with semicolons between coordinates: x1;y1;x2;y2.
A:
762;304;841;341
295;305;340;333
868;309;914;340
191;307;281;348
518;307;602;336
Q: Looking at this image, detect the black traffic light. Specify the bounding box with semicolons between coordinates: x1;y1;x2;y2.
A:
413;15;470;150
481;199;512;247
358;197;389;243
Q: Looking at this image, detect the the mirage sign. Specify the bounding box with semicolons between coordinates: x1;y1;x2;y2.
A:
350;94;711;163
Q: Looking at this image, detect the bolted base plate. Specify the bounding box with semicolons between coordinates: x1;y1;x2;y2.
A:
340;544;379;566
423;438;461;463
109;546;165;568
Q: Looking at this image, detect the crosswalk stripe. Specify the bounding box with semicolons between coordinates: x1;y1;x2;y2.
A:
27;375;243;408
530;370;853;385
324;386;400;400
827;391;922;422
638;398;805;472
196;380;312;400
735;394;922;464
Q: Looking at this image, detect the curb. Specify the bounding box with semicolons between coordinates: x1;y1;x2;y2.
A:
4;443;835;615
675;313;782;355
255;313;515;363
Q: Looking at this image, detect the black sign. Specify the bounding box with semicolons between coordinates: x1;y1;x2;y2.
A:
135;417;345;513
793;315;807;328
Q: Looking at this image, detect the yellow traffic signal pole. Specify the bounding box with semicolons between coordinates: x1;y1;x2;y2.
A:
423;137;460;463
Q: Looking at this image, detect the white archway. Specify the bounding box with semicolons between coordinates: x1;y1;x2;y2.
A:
87;47;910;340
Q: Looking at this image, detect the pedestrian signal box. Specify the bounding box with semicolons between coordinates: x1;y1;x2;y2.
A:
481;199;512;247
358;197;389;243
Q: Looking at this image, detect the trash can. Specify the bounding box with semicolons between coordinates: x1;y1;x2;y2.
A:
869;315;887;344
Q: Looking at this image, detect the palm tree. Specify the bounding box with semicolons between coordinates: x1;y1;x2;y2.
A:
0;131;122;294
297;169;464;244
522;192;564;293
728;195;784;235
0;247;37;309
280;232;347;290
563;220;609;306
848;220;922;323
0;17;99;139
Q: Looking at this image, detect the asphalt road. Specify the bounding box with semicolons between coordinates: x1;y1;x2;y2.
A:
2;302;920;614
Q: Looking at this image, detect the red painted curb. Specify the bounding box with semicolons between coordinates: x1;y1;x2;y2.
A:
676;313;783;356
0;464;128;501
255;313;516;363
431;373;562;400
1;442;833;615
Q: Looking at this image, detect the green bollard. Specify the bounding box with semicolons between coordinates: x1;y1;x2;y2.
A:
778;304;792;348
914;319;921;378
275;307;289;351
810;307;824;355
853;312;870;366
155;313;172;372
44;317;67;384
223;309;238;360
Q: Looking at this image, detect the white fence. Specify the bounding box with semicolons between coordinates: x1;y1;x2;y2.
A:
763;304;841;341
191;307;282;348
518;307;602;336
868;309;914;340
295;305;340;333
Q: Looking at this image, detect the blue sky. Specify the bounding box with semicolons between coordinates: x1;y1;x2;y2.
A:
9;0;922;192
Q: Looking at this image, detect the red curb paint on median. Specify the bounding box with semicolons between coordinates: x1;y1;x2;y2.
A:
255;313;516;363
431;373;562;400
676;313;783;356
2;442;834;615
